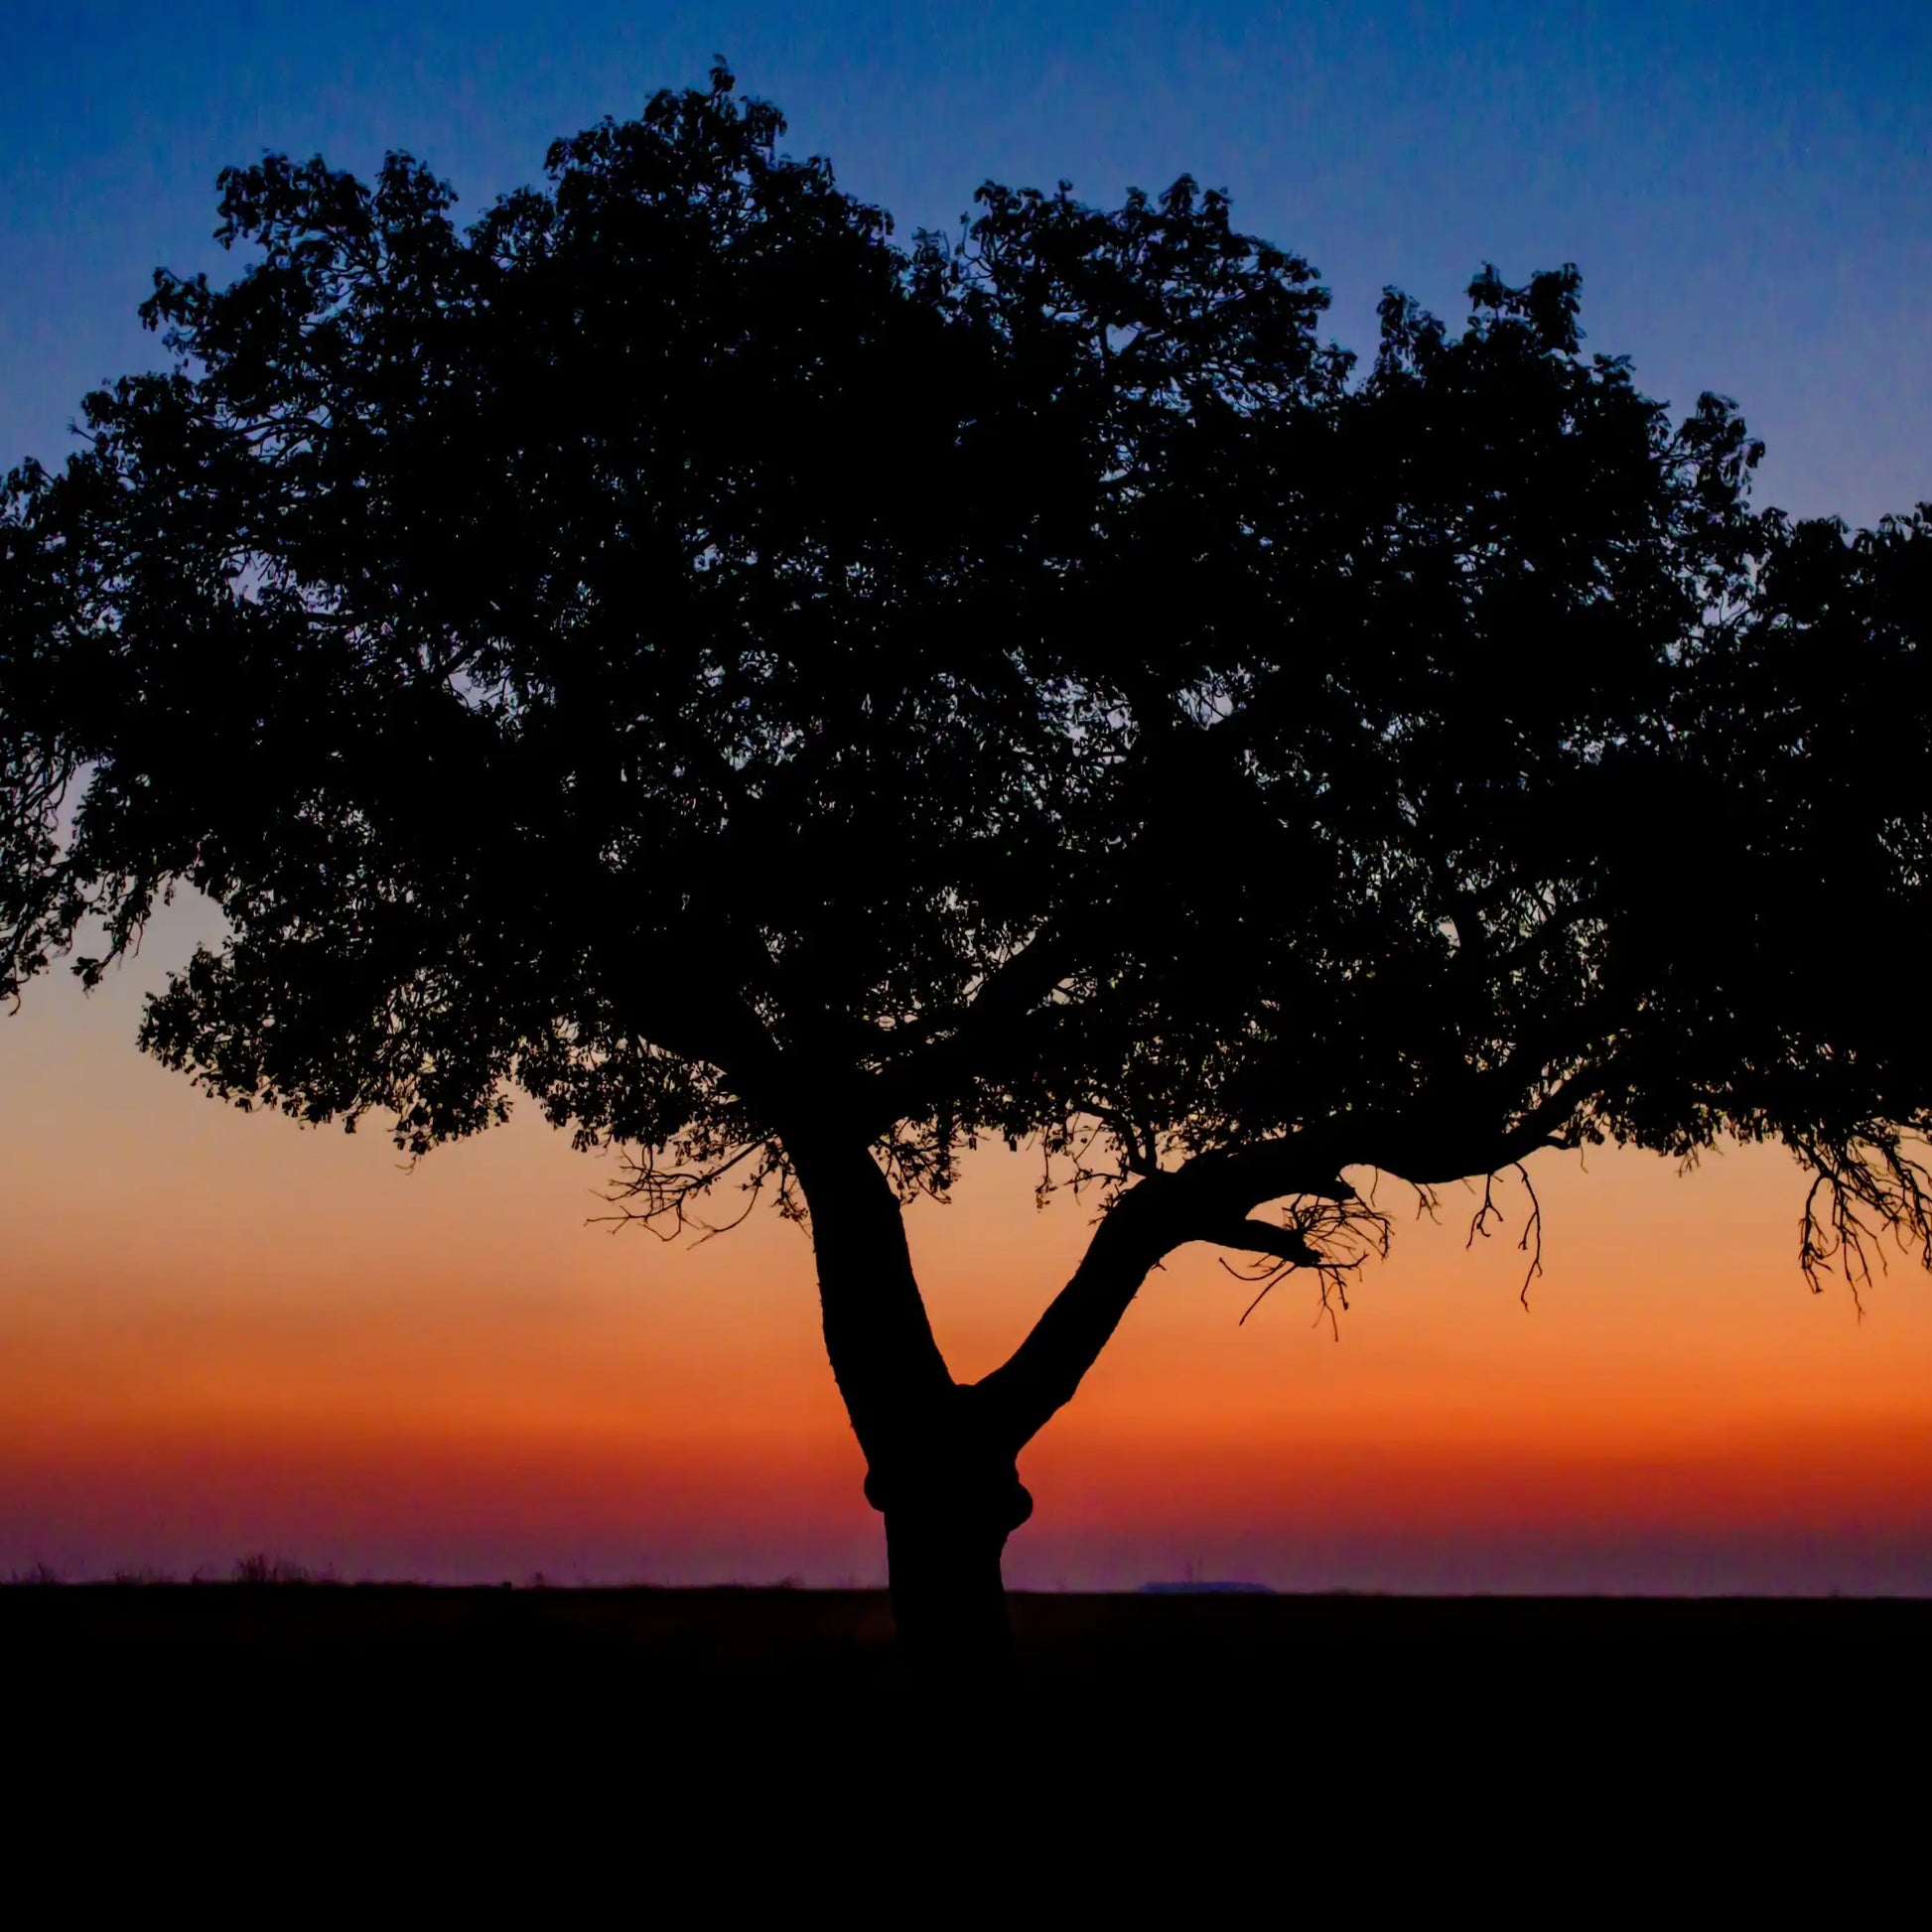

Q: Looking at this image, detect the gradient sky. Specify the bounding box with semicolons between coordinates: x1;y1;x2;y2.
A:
3;3;1930;1588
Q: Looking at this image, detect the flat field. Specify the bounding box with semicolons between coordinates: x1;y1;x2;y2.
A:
9;1585;1924;1872
11;1584;1923;1753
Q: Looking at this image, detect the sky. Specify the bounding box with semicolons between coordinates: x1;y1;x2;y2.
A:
3;2;1931;1589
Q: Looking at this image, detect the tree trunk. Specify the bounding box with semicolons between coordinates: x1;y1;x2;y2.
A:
878;1451;1034;1676
785;1132;1034;1671
885;1506;1019;1669
787;1123;1368;1674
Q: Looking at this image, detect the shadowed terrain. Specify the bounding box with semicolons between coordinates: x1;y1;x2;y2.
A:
16;1583;1924;1744
9;1583;1921;1893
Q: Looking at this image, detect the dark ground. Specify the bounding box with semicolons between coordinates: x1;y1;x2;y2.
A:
9;1587;1924;1892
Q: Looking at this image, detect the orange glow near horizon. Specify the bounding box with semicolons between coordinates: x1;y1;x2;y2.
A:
4;909;1931;1592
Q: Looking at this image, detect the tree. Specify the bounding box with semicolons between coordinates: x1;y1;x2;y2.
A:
4;66;1929;1665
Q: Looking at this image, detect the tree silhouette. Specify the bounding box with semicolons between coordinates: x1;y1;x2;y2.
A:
5;67;1930;1663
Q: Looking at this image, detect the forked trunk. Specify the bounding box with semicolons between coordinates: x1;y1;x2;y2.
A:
786;1133;1028;1671
788;1131;1152;1675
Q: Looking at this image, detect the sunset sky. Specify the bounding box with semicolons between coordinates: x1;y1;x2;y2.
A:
3;2;1930;1589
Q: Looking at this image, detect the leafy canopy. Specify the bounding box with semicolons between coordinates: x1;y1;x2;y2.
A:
4;64;1930;1289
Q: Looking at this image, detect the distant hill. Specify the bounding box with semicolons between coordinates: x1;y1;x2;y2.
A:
1138;1581;1277;1595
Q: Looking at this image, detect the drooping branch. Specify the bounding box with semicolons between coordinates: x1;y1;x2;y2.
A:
596;1134;796;1242
1466;1160;1546;1307
1795;1129;1932;1310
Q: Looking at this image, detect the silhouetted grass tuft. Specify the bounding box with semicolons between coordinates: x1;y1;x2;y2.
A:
231;1554;339;1586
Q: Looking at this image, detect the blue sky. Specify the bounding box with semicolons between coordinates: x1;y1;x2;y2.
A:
3;2;1928;523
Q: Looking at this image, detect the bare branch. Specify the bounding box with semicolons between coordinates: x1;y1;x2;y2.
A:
1515;1161;1545;1307
1462;1160;1547;1306
593;1135;796;1244
1794;1131;1932;1315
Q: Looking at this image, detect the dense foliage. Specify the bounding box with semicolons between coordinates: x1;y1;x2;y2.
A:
5;65;1929;1307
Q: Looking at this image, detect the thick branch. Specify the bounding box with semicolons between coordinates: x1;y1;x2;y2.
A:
976;1079;1594;1454
859;713;1268;1133
863;928;1076;1132
972;1175;1189;1451
974;1147;1355;1450
783;1129;956;1483
1328;1070;1592;1188
1209;1219;1325;1266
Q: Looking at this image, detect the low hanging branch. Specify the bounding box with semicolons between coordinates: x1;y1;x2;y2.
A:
1466;1161;1546;1308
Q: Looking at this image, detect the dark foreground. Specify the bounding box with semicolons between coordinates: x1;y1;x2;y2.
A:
10;1587;1925;1885
13;1584;1925;1748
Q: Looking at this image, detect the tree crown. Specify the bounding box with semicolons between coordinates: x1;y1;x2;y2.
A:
4;65;1929;1289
